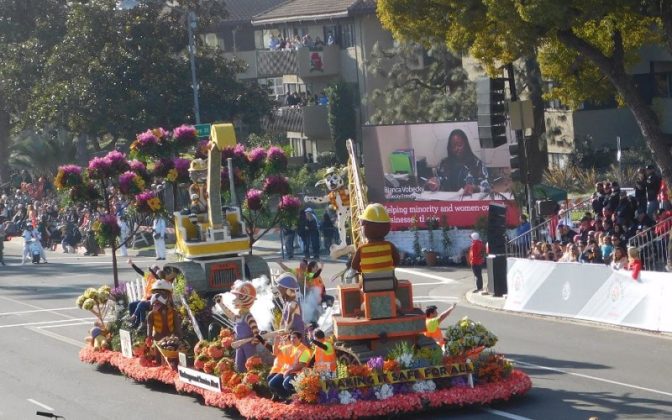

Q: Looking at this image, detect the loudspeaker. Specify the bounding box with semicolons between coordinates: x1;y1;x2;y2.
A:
488;204;507;254
537;200;558;217
486;254;508;297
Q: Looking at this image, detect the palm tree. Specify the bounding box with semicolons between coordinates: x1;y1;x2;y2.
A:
10;128;79;178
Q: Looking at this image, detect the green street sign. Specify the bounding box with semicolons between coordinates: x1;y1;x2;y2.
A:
195;123;211;138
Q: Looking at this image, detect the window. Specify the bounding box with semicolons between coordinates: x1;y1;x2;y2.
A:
204;33;222;50
259;77;284;97
340;23;355;48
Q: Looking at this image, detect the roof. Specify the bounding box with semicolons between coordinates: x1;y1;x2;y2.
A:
252;0;377;25
222;0;288;24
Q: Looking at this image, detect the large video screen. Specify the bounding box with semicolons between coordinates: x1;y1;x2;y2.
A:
362;122;519;229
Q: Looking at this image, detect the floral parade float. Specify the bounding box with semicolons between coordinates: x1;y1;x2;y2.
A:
77;131;530;418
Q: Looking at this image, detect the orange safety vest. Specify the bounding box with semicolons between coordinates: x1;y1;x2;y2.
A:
288;343;311;367
313;339;336;373
359;242;395;273
270;344;293;374
424;318;445;346
143;273;157;300
151;307;175;336
328;189;350;209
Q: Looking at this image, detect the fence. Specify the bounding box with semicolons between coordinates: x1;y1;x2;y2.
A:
628;215;672;272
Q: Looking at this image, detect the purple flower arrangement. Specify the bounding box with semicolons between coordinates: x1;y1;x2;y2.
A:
92;214;121;247
195;140;210;159
220;167;244;190
134;191;162;214
105;150;130;174
172;157;191;183
247;147;266;167
262;175;289;195
367;356;385;373
118;171;146;195
87;156;114;180
152;158;174;178
151;127;169;142
278;194;301;214
221;144;247;168
245;189;263;211
133;129;160;154
109;284;127;304
266;146;288;173
54;165;83;190
129;159;150;182
172;124;197;146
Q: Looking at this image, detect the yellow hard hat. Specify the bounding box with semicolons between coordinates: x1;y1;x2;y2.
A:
359;203;390;223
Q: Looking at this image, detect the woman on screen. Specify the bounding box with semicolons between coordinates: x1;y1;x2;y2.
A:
436;129;488;192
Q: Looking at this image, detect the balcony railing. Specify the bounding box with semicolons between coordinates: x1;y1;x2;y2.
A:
257;50;297;78
255;45;341;78
262;105;330;138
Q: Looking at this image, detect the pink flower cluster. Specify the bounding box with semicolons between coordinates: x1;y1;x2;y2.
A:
172;157;191;183
247;147;266;166
266;146;288;172
136;130;160;148
245;189;264;211
87;151;129;180
263;175;289;195
173;124;197;145
221;144;247;167
278;194;301;212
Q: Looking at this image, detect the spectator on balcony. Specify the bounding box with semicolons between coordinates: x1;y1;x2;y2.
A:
558;222;577;245
634;168;647;215
302;33;313;48
279;37;287;50
610;246;629;270
327;32;335;46
314;36;325;48
269;34;280;51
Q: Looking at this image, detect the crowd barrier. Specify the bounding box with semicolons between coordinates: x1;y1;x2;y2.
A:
504;258;672;333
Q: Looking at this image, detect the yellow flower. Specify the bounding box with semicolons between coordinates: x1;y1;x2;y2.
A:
133;175;146;190
147;197;162;211
92;220;102;233
166;168;178;183
54;171;65;190
130;140;138;151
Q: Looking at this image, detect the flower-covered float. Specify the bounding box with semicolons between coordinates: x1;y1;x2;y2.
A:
79;275;531;419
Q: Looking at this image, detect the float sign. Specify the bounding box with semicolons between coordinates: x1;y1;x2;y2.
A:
195;123;211;139
119;329;133;359
177;366;221;392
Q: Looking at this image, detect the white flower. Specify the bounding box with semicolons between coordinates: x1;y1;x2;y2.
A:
412;380;436;393
375;384;394;400
339;390;355;405
396;353;414;368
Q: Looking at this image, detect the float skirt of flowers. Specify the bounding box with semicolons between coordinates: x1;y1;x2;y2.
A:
80;348;531;419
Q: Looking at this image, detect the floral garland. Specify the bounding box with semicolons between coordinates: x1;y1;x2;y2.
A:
134;191;163;214
80;346;531;420
54;164;83;190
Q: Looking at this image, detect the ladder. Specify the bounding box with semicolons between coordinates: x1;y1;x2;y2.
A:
346;139;368;249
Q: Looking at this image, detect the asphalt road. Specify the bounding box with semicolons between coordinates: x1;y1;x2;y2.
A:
1;238;671;420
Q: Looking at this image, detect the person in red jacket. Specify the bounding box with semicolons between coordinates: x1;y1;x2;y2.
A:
468;232;486;292
627;246;642;281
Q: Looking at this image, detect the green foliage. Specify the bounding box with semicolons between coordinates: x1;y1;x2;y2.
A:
9;128;78;177
326;81;356;163
365;41;476;124
445;316;498;357
287;165;321;197
411;216;422;257
315;151;340;168
415;345;443;366
387;340;415;362
543;166;599;193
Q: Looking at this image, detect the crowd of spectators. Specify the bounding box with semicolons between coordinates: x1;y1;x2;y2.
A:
284;90;329;107
268;32;335;51
514;165;672;271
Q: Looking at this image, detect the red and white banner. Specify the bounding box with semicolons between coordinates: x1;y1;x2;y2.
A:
385;200;520;230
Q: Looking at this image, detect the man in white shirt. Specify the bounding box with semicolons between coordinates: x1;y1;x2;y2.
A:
152;215;166;260
22;225;47;264
118;215;130;257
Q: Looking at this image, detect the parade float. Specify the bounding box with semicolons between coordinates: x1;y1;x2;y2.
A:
77;131;531;418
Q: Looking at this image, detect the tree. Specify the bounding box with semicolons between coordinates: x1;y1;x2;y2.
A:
377;0;672;186
326;81;357;163
0;0;68;186
10;128;79;177
23;0;272;155
365;41;476;124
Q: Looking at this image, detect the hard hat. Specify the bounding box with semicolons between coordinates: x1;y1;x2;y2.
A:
151;279;173;292
231;281;257;300
275;272;299;291
188;158;207;172
470;232;480;240
359;203;390;223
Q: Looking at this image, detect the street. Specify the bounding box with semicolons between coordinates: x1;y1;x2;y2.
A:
1;238;671;420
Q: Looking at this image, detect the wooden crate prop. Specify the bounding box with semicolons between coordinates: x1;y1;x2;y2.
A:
339;284;362;317
363;290;397;320
333;314;426;341
395;280;414;312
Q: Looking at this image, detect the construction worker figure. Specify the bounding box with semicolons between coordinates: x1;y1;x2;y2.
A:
310;329;336;376
187;158;208;213
268;330;311;400
145;280;182;360
231;281;261;372
275;272;305;337
424;303;456;347
351;203;400;291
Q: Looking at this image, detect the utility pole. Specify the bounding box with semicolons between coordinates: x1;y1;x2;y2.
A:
187;11;201;124
506;63;534;224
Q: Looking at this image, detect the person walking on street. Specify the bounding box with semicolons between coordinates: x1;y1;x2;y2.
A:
152;215;167;260
118;215;130;257
468;232;485;292
306;208;320;259
320;212;335;254
0;222;6;266
297;210;310;259
282;222;296;259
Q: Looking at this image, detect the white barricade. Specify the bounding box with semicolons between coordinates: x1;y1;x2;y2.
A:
505;258;672;333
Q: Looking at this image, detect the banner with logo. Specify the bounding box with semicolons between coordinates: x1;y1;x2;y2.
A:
505;258;672;332
362;122;519;229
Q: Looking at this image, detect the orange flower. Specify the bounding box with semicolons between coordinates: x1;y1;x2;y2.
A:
227;373;242;388
221;337;233;349
347;364;372;377
383;359;399;373
233;383;252;398
245;356;263;371
244;372;260;385
220;370;234;385
219;328;233;339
